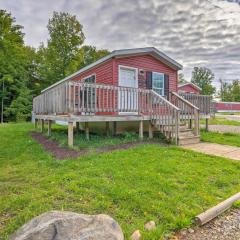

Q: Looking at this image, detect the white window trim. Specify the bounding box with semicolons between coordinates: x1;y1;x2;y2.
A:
152;72;164;96
82;73;96;83
118;65;138;88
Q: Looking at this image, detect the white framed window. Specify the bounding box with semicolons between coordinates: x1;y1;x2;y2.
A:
83;74;96;83
152;72;164;96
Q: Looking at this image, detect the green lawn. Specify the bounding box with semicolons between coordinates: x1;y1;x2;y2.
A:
201;130;240;147
1;123;240;239
200;117;240;126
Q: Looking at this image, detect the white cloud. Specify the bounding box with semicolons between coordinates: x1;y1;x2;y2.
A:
1;0;240;84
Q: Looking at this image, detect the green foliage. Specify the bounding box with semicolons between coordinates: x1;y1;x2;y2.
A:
5;87;33;121
36;12;109;89
0;123;240;239
200;116;240;126
191;67;216;95
220;79;240;102
0;9;36;122
36;12;85;87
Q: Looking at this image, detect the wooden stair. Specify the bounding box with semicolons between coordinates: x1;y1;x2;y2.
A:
177;124;200;145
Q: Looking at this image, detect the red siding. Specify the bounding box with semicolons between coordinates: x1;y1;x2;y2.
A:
71;54;178;92
178;84;200;95
114;55;178;92
215;102;240;112
72;59;114;84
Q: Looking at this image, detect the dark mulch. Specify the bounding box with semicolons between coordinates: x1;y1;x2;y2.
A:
31;132;163;160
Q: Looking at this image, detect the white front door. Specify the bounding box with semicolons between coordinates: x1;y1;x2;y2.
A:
118;66;138;113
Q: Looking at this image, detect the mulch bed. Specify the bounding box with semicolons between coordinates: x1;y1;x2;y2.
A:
31;132;162;160
175;208;240;240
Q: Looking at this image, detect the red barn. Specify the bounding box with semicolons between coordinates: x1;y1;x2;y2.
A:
178;82;201;95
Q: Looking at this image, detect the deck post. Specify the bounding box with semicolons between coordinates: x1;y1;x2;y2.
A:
34;119;38;129
113;121;117;136
40;119;44;133
139;120;143;139
68;121;74;147
106;122;110;136
47;120;52;136
189;119;192;129
205;118;209;132
194;109;200;136
76;122;80;134
148;121;153;139
85;122;89;140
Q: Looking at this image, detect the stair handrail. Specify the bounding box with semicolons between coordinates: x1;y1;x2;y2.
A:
170;92;200;136
151;90;180;111
150;90;180;144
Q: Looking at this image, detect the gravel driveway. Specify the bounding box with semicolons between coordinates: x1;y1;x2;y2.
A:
177;208;240;240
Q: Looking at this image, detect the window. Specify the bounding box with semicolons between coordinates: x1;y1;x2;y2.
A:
152;72;164;96
83;74;95;83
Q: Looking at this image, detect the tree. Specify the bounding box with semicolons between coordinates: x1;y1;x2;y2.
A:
0;10;35;122
191;67;216;95
36;12;85;87
220;79;240;102
5;87;33;121
178;73;187;83
68;45;109;73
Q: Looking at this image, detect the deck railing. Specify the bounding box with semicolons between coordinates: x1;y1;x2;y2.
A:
33;81;154;115
179;93;211;115
68;81;152;114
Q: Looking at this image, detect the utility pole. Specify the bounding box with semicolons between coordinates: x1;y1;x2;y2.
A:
1;79;4;123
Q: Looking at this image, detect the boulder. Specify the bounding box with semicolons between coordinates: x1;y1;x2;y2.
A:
10;210;124;240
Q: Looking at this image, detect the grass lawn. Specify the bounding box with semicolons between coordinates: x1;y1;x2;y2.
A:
1;123;240;239
200;117;240;126
201;130;240;147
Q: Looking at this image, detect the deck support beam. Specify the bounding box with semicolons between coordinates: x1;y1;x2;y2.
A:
148;121;153;139
68;121;74;147
40;119;44;133
85;122;89;140
113;121;117;136
106;122;110;136
205;118;209;132
139;120;143;139
47;120;52;136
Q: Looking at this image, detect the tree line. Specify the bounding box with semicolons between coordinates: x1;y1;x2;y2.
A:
0;10;109;122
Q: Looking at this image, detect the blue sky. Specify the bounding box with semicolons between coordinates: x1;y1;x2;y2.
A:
1;0;240;86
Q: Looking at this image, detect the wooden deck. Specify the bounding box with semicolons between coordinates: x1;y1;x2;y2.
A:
33;82;212;146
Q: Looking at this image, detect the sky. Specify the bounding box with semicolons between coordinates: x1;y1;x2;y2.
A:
1;0;240;87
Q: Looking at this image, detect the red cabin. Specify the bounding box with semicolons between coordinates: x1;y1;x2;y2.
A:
178;82;201;95
33;47;211;146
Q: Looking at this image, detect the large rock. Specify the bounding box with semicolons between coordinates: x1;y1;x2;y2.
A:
10;211;124;240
